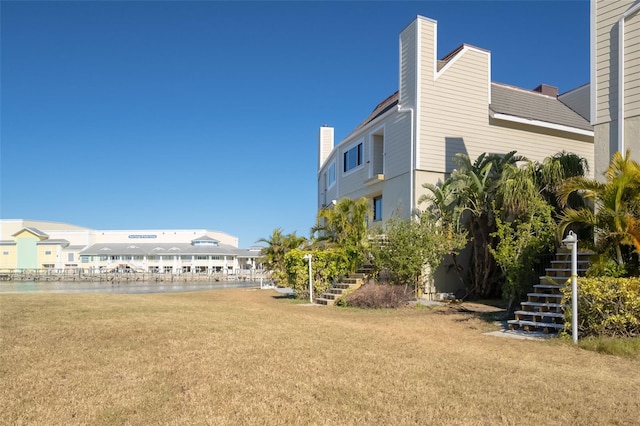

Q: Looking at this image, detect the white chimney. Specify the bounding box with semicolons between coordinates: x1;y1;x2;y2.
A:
318;125;334;169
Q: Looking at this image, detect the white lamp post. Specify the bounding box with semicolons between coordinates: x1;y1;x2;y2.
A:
562;231;579;343
303;253;313;303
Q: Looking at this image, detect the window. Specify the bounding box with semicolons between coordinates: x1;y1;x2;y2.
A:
45;250;52;255
68;253;74;262
80;256;89;263
373;196;383;221
327;162;336;187
343;143;363;173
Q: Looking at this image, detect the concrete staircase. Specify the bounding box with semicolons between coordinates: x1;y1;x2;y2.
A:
316;266;371;306
507;251;591;333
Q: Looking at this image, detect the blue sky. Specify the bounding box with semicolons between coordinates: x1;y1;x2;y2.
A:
1;0;590;247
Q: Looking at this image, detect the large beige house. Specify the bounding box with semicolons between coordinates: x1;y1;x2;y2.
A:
316;15;594;293
591;0;640;178
317;15;594;225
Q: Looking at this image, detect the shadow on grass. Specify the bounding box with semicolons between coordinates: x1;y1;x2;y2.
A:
271;294;296;300
435;299;508;325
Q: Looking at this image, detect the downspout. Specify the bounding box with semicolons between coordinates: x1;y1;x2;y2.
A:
617;2;640;153
397;105;415;215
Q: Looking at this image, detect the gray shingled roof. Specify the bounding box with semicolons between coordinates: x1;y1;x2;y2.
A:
490;83;592;132
346;81;591;144
355;92;399;131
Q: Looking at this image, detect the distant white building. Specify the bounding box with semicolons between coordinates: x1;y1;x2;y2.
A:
0;219;262;273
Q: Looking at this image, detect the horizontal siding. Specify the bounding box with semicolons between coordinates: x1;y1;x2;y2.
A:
420;49;490;172
595;0;629;123
383;113;411;179
400;21;417;107
625;12;640;118
626;91;640;116
595;0;640;123
415;42;593;178
323;111;412;205
418;18;435;82
420;126;593;177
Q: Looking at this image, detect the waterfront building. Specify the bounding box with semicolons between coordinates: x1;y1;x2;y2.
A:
316;15;595;292
0;219;262;273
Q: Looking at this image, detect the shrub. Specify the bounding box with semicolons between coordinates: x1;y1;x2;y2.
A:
343;283;414;309
283;248;351;299
562;277;640;337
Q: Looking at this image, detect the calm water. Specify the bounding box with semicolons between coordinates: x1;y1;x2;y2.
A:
0;280;262;294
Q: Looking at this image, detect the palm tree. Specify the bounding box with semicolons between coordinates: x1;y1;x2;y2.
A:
558;150;640;266
312;197;369;247
311;197;370;271
447;151;526;298
257;228;307;281
419;180;460;226
536;151;589;210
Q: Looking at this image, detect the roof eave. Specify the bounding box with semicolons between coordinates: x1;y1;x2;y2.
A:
489;111;594;137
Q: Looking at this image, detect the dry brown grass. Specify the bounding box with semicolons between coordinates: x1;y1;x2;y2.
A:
1;289;639;425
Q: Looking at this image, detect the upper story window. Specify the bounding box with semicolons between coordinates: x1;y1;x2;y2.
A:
373;196;383;221
327;162;336;187
343;142;363;173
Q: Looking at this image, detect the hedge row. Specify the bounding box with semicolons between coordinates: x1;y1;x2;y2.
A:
562;277;640;337
282;248;352;299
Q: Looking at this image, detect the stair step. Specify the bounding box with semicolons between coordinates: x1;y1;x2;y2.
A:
323;293;340;300
539;276;573;285
545;268;587;273
315;297;334;306
551;256;591;265
534;284;565;290
514;310;565;319
528;293;563;299
507;319;565;330
521;301;564;309
333;283;358;289
554;251;594;256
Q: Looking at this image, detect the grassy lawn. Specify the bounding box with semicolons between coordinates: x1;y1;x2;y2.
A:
1;289;639;425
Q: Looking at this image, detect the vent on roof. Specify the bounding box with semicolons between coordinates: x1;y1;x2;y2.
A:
533;84;558;98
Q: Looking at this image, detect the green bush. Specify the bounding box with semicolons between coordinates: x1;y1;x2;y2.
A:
283;248;351;299
562;277;640;337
